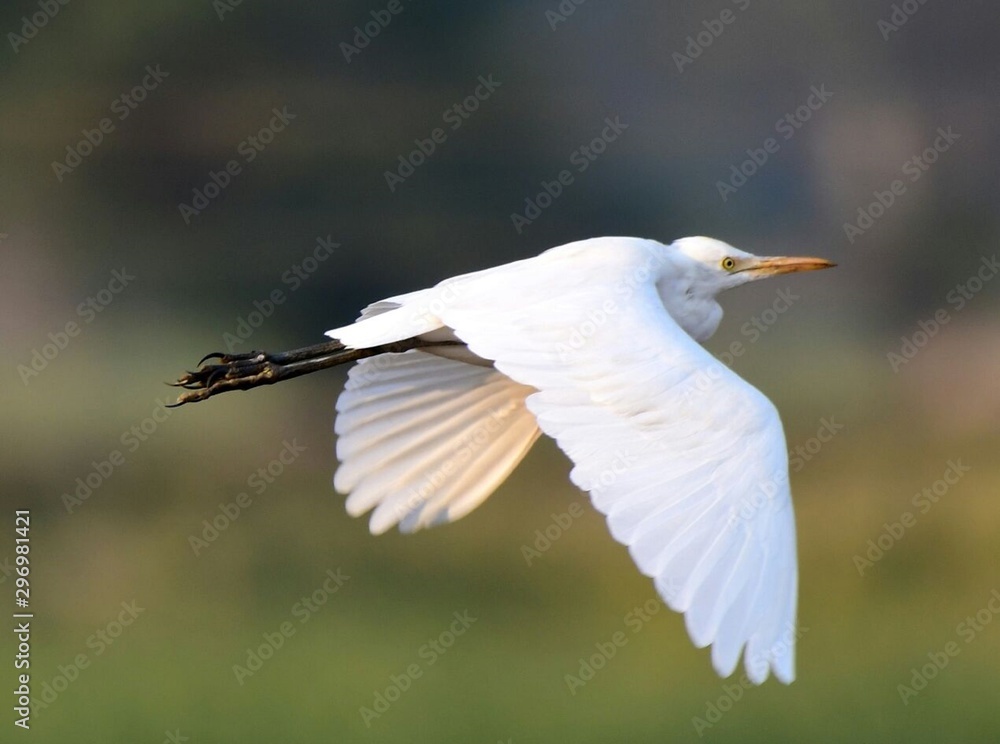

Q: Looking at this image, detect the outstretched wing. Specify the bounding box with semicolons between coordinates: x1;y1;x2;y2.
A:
333;350;540;534
330;238;799;684
437;241;797;684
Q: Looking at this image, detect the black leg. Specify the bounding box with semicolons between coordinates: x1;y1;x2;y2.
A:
169;337;463;407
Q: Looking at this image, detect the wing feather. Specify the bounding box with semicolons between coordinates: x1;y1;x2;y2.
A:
415;238;799;684
334;351;540;535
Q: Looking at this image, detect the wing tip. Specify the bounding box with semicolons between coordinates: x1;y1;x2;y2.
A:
702;613;798;686
733;633;798;686
367;510;398;536
709;654;796;687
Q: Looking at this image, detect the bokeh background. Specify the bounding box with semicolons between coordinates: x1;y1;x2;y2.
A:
3;1;1000;741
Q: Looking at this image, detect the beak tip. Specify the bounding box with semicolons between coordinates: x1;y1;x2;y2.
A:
753;256;837;276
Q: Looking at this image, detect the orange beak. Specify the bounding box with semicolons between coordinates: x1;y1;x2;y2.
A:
745;255;837;277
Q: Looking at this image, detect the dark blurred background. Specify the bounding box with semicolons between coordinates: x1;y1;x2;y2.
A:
2;1;999;741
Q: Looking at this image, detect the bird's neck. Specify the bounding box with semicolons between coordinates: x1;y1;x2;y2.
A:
654;258;724;342
667;291;723;342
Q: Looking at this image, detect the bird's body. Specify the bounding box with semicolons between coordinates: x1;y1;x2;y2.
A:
173;236;835;686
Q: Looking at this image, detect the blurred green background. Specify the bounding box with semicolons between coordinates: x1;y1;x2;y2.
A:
2;1;1000;741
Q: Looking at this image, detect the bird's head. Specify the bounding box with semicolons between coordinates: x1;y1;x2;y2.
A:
673;236;836;294
659;236;836;340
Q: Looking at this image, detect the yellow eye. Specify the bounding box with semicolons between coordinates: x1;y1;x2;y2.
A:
721;257;736;271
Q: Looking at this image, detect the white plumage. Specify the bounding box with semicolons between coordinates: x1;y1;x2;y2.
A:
325;236;835;685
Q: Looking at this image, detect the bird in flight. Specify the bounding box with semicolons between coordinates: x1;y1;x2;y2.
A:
172;236;834;685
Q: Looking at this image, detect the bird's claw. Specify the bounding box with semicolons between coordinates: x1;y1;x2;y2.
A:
197;351;227;366
167;350;275;407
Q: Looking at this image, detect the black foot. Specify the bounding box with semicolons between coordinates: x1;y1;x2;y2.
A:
168;350;278;406
168;337;464;408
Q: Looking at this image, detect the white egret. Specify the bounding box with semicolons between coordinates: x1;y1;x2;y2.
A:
173;236;834;684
